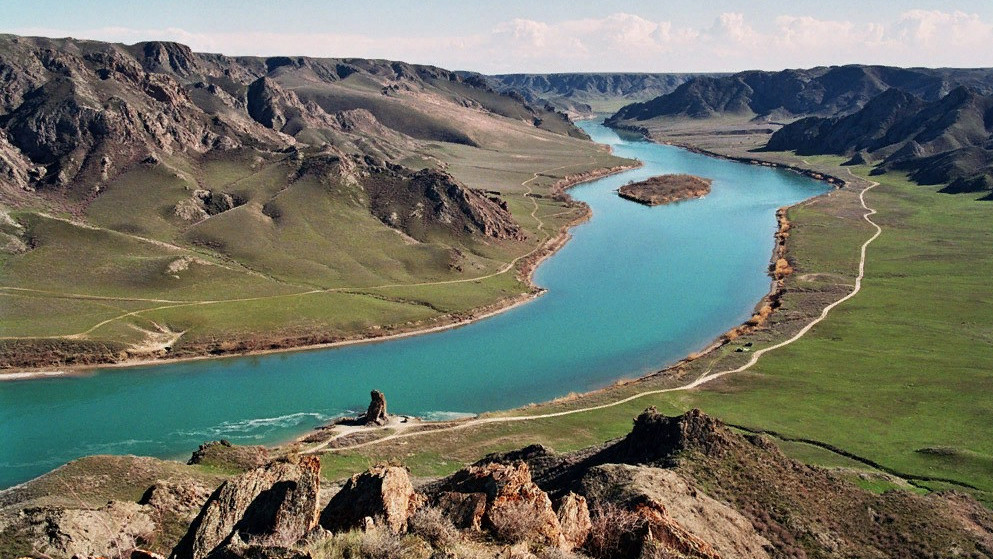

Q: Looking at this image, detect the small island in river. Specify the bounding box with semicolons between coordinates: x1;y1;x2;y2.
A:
618;173;713;205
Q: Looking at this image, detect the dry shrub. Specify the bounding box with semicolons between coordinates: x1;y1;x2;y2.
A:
489;500;551;545
584;504;646;559
773;258;794;279
305;525;429;559
536;547;592;559
408;506;459;549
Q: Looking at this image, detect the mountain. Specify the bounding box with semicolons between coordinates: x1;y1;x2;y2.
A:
474;72;721;115
0;35;585;200
765;86;993;196
606;65;993;123
0;34;626;367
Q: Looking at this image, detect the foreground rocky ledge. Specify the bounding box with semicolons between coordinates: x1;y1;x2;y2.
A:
2;409;991;558
617;174;712;206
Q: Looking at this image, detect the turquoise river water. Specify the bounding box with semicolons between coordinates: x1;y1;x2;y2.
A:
0;121;828;489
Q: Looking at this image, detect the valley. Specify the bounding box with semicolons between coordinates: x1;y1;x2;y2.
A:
1;17;993;559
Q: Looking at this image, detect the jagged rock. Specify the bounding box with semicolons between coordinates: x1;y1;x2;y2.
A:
15;501;156;558
140;480;214;522
600;407;734;466
319;465;422;534
364;389;389;425
435;461;561;546
632;500;723;559
434;491;487;531
581;464;770;559
365;167;525;242
170;457;321;559
554;492;591;551
246;76;336;135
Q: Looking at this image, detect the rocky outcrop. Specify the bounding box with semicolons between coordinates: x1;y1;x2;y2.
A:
363;390;389;426
433;491;487;531
581;464;771;559
319;464;422;534
434;461;562;546
246;77;330;134
5;409;993;558
188;440;270;471
175;189;244;222
15;501;156;559
365;166;525;241
554;492;591;551
170;457;321;559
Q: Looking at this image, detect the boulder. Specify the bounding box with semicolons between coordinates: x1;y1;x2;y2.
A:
555;492;591;551
320;465;422;534
170;457;321;559
364;390;389;425
140;480;214;521
435;461;561;546
581;464;771;559
15;501;156;559
434;491;487;531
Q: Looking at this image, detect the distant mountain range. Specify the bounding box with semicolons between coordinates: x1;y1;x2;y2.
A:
765;86;993;195
473;73;721;115
599;65;993;198
0;35;583;205
606;65;993;122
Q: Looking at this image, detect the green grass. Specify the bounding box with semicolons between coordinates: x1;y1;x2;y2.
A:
660;166;993;494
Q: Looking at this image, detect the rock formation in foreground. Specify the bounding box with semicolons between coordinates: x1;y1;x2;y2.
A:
3;409;992;558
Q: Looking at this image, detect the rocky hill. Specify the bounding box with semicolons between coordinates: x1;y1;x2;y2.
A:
475;73;720;116
0;35;583;202
2;409;990;558
764;86;993;197
606;65;993;123
0;34;624;367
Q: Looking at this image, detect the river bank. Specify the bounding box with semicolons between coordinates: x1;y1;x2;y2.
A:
0;163;640;380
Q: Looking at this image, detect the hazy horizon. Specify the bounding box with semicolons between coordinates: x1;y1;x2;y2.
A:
5;1;993;74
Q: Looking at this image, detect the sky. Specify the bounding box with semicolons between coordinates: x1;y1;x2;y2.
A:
4;1;993;73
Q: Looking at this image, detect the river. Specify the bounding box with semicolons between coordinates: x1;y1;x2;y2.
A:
0;120;828;488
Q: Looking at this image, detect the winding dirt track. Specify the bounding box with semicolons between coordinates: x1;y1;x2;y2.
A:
304;177;882;455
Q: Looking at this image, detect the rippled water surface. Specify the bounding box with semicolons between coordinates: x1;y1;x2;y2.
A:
0;121;828;488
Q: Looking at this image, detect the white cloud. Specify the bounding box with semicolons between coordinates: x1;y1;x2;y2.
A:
11;10;993;73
